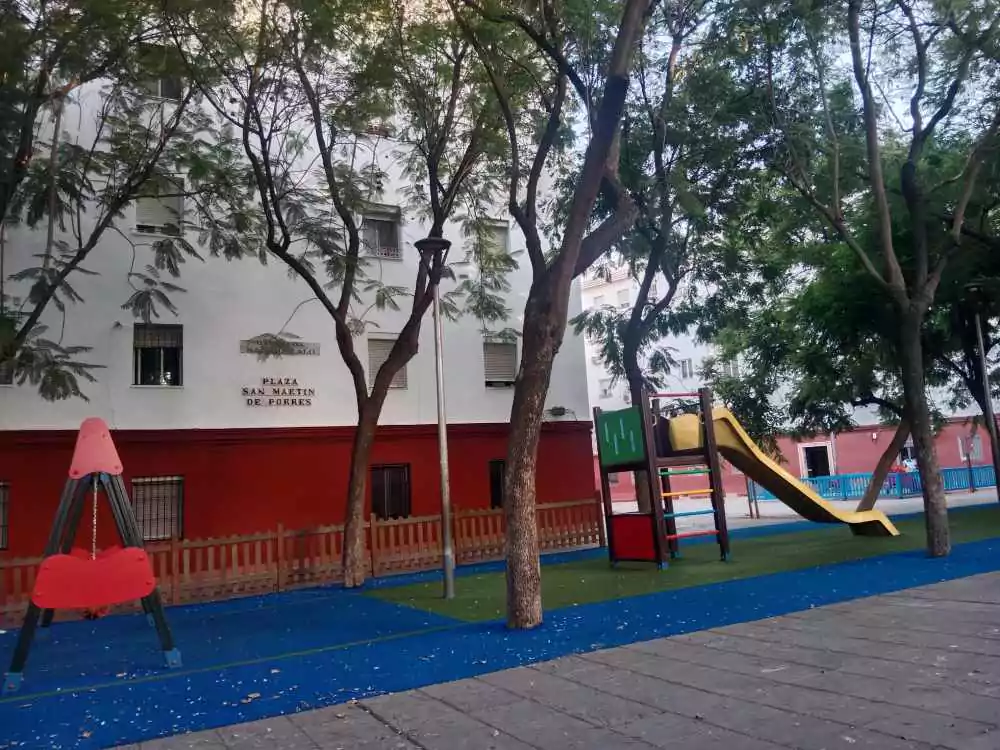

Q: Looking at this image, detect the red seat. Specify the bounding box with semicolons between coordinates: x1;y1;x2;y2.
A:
31;547;156;610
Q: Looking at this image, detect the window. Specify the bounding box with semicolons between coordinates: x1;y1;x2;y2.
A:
617;289;630;309
133;324;183;386
484;340;517;387
593;295;605;308
959;434;983;462
486;224;509;254
141;75;183;101
137;45;184;101
0;481;8;550
362;216;401;260
367;337;407;389
720;359;740;378
0;358;12;386
135;178;184;236
679;358;694;379
899;436;916;463
371;464;411;519
489;460;505;509
599;378;613;399
649;280;658;299
0;304;20;385
131;476;183;541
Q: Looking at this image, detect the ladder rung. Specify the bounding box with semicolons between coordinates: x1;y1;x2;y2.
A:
662;489;712;498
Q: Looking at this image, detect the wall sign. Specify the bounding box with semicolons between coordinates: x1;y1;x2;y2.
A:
242;377;315;407
240;338;321;356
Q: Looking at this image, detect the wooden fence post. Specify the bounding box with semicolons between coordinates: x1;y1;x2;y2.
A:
369;513;379;578
170;534;180;605
276;523;285;592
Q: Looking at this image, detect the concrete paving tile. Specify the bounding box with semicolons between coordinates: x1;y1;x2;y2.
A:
469;697;660;749
950;728;1000;749
862;705;996;750
140;731;228;749
675;724;787;750
289;704;416;749
418;677;523;712
480;664;658;727
216;715;319;749
612;711;710;746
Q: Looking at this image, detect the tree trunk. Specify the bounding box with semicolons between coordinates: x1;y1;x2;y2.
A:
856;419;910;512
625;358;653;513
342;400;380;587
899;315;950;556
504;285;563;629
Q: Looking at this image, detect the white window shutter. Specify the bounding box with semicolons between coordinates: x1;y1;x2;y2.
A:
368;338;406;389
484;341;517;386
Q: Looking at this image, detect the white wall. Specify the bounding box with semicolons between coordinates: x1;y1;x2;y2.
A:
0;90;590;431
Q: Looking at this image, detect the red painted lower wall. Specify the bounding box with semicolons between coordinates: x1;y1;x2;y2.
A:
0;421;595;559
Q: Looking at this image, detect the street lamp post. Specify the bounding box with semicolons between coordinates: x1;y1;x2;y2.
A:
415;237;455;598
965;282;1000;499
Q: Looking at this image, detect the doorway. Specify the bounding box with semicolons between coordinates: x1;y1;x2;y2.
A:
802;445;832;478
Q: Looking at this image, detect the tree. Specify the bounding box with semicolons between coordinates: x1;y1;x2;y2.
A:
452;0;652;628
569;0;757;510
1;2;249;400
173;0;514;587
715;0;1000;555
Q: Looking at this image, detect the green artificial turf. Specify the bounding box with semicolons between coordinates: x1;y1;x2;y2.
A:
369;505;1000;622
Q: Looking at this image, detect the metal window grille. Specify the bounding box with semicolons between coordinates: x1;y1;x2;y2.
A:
599;378;613;399
367;338;407;389
489;460;505;509
484;341;517;387
0;358;12;385
0;481;9;550
130;476;184;541
371;464;411;519
720;359;740;378
679;358;694;379
133;324;183;386
486;225;508;253
362;217;401;260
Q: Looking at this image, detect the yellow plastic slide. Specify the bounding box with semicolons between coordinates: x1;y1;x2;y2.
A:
668;407;899;537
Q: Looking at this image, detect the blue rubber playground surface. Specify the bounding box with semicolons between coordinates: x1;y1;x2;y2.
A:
3;525;1000;748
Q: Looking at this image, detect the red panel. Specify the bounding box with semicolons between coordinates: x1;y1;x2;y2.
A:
610;514;657;561
31;547;156;609
68;418;124;479
0;422;597;558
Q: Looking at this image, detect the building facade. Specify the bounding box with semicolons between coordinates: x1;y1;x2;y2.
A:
0;86;595;558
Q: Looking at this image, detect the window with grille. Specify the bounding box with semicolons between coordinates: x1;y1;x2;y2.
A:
0;481;8;549
131;476;183;541
484;340;517;387
599;378;613;399
649;280;658;299
137;45;184;101
679;358;694;379
135;178;184;236
362;216;401;260
720;359;740;378
133;324;183;386
371;464;411;519
617;289;630;309
0;358;12;385
141;76;183;100
367;337;407;389
959;434;983;462
1;306;22;385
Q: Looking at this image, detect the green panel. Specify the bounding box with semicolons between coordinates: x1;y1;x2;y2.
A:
596;407;647;468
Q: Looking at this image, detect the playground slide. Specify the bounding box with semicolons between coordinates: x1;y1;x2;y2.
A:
669;407;899;537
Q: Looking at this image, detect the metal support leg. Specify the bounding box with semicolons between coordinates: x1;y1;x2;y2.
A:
4;604;41;692
41;481;89;630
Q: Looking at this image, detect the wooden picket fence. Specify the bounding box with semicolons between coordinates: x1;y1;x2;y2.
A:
0;498;604;626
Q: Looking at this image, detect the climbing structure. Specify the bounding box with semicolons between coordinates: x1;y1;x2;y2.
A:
594;387;730;567
3;417;181;693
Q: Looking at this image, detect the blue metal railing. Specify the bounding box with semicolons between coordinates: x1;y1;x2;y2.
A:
749;464;996;502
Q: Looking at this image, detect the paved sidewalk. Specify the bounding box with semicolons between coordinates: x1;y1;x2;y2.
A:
131;572;1000;750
